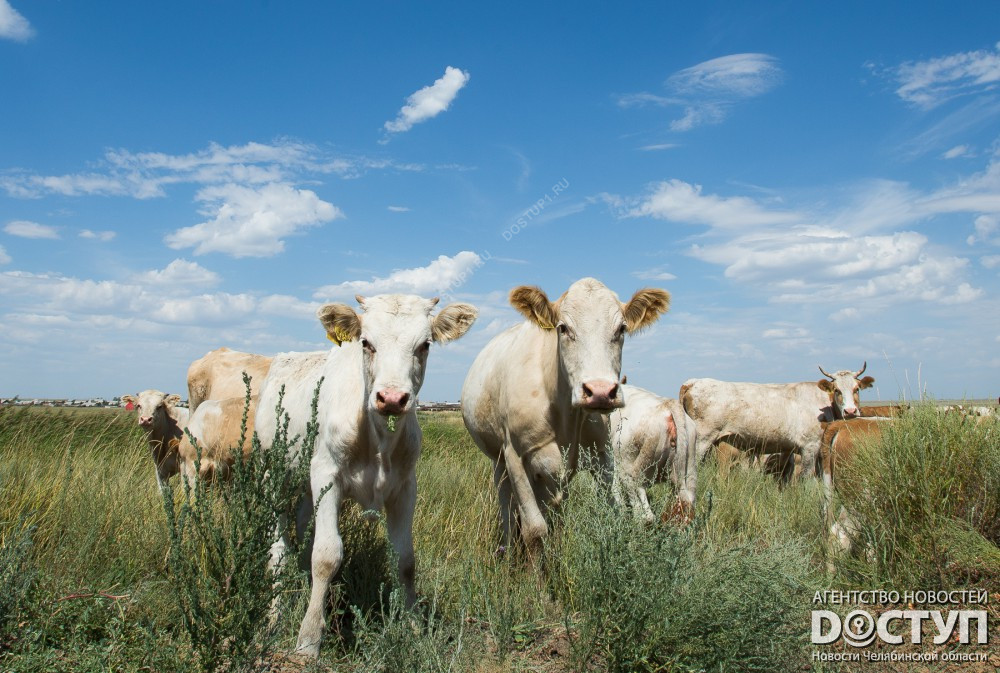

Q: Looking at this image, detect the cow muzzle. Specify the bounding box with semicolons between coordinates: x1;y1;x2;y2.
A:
375;388;411;416
579;380;622;412
139;416;153;428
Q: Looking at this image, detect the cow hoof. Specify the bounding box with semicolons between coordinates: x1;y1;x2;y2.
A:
661;500;694;526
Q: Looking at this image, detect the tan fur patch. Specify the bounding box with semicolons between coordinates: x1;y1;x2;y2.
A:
509;286;558;329
317;303;362;342
623;288;670;333
431;303;479;343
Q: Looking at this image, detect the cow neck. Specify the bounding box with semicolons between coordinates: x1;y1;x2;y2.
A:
551;331;595;469
361;358;408;511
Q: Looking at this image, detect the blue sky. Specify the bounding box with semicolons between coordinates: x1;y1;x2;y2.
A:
2;1;999;402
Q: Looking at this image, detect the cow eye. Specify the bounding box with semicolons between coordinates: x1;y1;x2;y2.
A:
557;323;568;335
361;338;376;354
417;341;431;355
614;323;627;338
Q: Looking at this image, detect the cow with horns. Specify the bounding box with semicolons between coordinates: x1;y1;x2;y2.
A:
680;363;875;482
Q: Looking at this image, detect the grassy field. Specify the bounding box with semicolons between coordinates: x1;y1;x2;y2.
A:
0;402;997;672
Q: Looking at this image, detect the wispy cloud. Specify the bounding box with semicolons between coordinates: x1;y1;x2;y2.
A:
0;245;9;265
0;0;33;42
165;182;343;258
894;42;1000;108
4;220;59;239
131;259;220;288
79;229;116;241
0;140;425;200
382;66;470;139
631;267;677;281
314;251;482;300
620;54;782;132
638;143;679;152
943;144;973;159
387;205;411;212
617;167;997;309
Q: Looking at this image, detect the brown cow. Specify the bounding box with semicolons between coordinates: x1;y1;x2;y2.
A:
859;404;908;418
121;389;189;488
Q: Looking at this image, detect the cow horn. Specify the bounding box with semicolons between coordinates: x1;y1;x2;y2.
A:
818;365;835;380
855;361;867;378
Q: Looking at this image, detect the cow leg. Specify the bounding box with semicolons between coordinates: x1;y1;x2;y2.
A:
799;439;820;478
296;471;343;658
384;473;417;607
502;440;550;556
491;457;515;551
669;422;697;523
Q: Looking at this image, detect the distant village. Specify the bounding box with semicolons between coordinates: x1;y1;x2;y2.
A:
0;397;462;412
0;397;135;408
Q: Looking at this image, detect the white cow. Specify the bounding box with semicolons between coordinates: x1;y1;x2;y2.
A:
177;395;259;484
462;278;671;554
681;363;875;482
121;389;190;488
255;294;477;658
608;385;697;524
186;347;272;415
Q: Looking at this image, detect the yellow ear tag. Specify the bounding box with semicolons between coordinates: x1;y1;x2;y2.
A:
326;326;354;346
538;323;555;330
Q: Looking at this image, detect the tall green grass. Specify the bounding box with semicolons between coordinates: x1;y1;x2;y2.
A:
1;402;997;671
836;403;1000;588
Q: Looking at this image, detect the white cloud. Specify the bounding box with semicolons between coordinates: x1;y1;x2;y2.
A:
164;182;342;257
943;144;972;159
620;54;782;131
762;327;810;339
314;251;482;300
669;53;783;98
638;143;678;152
625;179;801;228
0;0;33;42
982;255;1000;269
0;140;426;200
79;229;116;241
966;214;998;246
383;66;470;136
622;174;989;309
387;205;411;212
4;220;59;239
132;259;220;288
0;245;9;265
894;42;1000;108
632;267;677;281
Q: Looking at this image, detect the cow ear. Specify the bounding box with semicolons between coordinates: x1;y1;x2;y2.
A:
510;286;559;330
432;303;478;343
623;288;670;333
817;379;834;392
317;303;362;345
165;394;181;407
858;376;875;390
121;394;135;404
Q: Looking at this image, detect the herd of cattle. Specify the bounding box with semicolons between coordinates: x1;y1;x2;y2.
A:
119;277;995;657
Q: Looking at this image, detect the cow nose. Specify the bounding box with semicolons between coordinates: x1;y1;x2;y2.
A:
580;380;621;411
375;389;410;415
843;406;859;418
139;416;152;427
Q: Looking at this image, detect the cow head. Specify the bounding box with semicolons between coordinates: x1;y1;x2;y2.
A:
121;389;182;433
817;362;875;418
510;277;670;412
317;295;477;419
